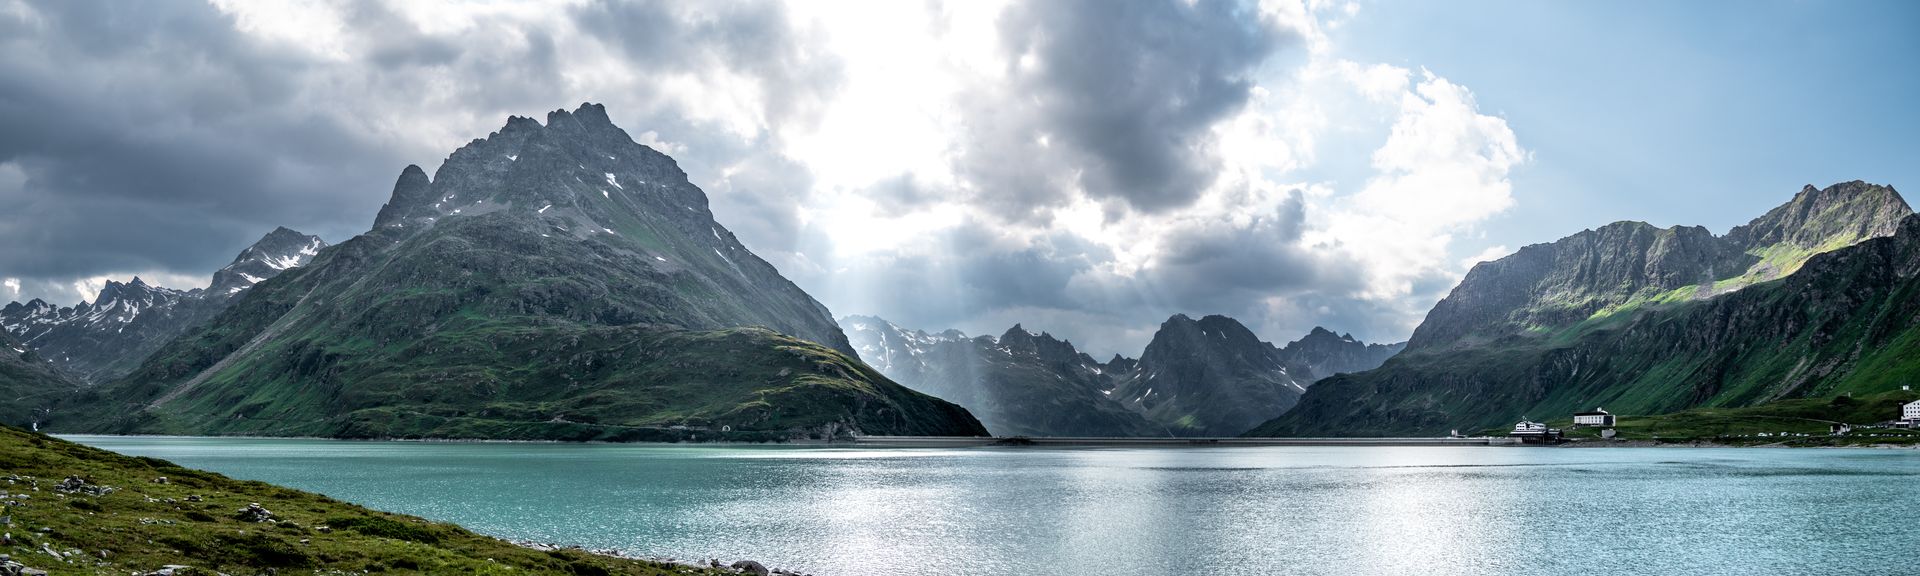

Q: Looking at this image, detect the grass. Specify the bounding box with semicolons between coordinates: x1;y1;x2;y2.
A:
0;424;729;576
1536;389;1920;446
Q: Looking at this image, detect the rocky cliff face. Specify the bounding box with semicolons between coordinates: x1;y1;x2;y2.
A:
1;229;327;384
60;104;984;440
843;316;1157;436
1252;182;1917;437
1408;181;1910;351
1110;314;1314;436
1279;327;1407;381
206;227;328;296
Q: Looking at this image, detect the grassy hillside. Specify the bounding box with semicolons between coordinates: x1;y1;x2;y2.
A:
0;425;725;575
66;319;985;440
1534;389;1920;445
1253;213;1920;437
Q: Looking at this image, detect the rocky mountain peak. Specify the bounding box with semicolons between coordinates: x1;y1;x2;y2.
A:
207;227;328;297
1724;180;1910;252
1408;181;1914;351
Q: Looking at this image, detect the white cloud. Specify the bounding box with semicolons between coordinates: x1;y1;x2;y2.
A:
68;272;213;304
1305;66;1526;302
2;278;18;298
6;0;1532;352
1460;245;1513;272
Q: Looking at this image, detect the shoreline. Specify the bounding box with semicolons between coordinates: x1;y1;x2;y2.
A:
53;431;1920;449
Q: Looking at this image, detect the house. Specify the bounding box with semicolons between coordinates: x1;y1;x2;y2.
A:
1572;408;1616;428
1830;423;1851;435
1904;400;1920;424
1509;420;1561;443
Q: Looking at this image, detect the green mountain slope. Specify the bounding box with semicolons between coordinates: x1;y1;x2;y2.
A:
1252;182;1917;437
0;425;726;574
55;104;985;440
1;330;77;428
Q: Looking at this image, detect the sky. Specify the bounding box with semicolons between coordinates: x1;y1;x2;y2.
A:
0;0;1915;358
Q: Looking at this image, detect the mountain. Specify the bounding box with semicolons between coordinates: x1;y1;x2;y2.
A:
1278;327;1407;381
0;329;78;428
206;226;329;296
1251;182;1916;437
1108;314;1315;436
845;314;1406;437
1408;181;1911;350
842;315;1159;437
57;103;984;440
1;228;327;384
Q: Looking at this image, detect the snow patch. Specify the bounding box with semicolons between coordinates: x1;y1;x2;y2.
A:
603;173;622;189
538;204;552;214
506;154;517;161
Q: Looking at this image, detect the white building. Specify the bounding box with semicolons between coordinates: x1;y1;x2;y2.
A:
1573;408;1615;428
1903;400;1920;423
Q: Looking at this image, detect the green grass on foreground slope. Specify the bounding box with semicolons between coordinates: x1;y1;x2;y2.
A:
0;425;726;575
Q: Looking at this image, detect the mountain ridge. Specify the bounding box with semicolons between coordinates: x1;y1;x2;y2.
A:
847;313;1405;437
2;228;328;384
57;103;984;440
1252;181;1917;437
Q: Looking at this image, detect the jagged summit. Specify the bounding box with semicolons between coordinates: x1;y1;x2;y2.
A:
53;107;984;440
1108;314;1312;437
1408;180;1914;350
356;103;853;354
372;102;708;239
842;314;1159;437
207;227;328;296
1;227;328;384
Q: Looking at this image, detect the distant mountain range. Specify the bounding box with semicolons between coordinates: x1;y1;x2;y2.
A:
13;104;1906;444
845;314;1404;436
48;104;984;439
2;227;326;384
1251;181;1917;437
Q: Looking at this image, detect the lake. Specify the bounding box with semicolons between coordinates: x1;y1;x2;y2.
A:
64;436;1920;575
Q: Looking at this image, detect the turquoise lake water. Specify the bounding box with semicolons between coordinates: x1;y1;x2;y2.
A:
64;436;1920;575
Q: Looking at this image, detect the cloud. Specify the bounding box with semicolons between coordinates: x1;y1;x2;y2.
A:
1309;67;1527;302
0;0;832;305
0;0;1527;358
2;278;17;298
946;0;1302;219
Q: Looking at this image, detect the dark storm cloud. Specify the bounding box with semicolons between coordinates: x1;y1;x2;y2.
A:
953;0;1296;219
0;0;388;284
0;0;830;306
809;191;1377;357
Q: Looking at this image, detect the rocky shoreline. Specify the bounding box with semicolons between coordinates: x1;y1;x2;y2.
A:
515;541;812;576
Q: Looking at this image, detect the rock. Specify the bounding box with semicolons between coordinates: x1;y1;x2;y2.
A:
233;503;274;523
53;476;110;496
729;560;770;576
